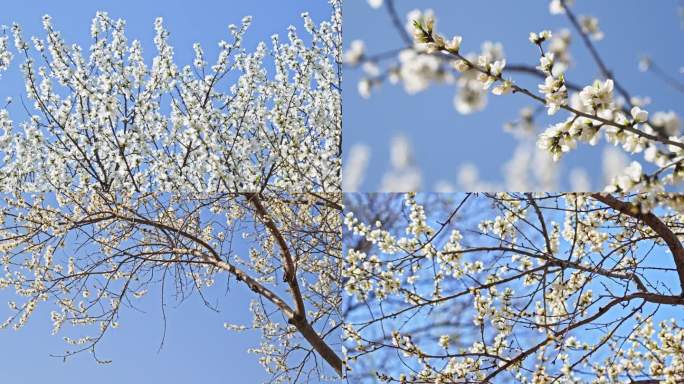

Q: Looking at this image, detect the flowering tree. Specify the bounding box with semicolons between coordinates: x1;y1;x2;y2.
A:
0;191;343;380
344;0;683;192
0;4;343;382
0;7;341;193
343;192;684;383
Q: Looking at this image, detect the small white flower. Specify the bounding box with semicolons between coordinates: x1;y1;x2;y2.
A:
529;30;552;44
490;59;506;77
638;56;651;72
607;161;643;192
344;40;365;65
579;79;614;112
454;86;487;114
439;335;450;349
651;111;681;136
367;0;383;9
625;161;642;181
537;53;555;74
538;75;567;115
549;0;574;14
529;32;539;44
358;78;372;99
492;80;513;95
452;59;470;72
445;35;462;52
579;15;604;41
630;106;649;123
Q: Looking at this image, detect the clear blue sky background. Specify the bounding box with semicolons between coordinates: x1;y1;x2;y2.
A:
0;1;331;383
344;0;684;191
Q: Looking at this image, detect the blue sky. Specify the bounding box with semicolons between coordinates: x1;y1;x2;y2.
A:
0;1;332;383
344;0;684;191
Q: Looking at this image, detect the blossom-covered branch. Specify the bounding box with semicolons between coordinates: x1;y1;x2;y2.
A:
344;0;683;192
343;192;684;383
0;191;343;381
0;6;341;194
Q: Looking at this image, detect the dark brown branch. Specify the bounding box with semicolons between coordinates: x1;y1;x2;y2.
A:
560;0;632;102
591;193;684;294
385;0;412;46
243;193;343;376
98;208;342;376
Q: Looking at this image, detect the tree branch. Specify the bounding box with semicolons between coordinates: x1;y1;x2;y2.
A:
591;193;684;294
105;208;343;376
243;193;343;376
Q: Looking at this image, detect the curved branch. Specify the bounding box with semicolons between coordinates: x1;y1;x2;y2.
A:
243;193;343;376
243;193;307;317
420;33;684;150
385;0;412;46
591;193;684;294
560;0;631;102
101;209;343;376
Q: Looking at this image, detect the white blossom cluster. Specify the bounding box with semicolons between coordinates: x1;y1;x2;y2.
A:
0;5;341;194
0;28;12;76
343;192;684;383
